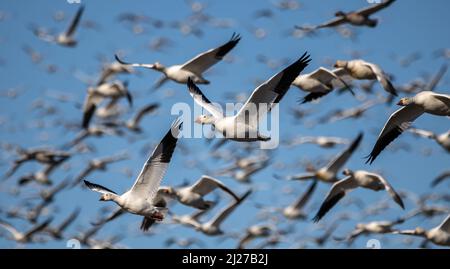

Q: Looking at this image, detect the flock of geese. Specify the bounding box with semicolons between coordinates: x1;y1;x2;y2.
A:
1;0;449;249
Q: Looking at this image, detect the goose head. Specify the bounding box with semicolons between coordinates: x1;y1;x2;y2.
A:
152;62;165;71
159;186;177;198
195;114;215;125
413;227;427;236
342;168;353;176
397;97;412;106
333;60;348;68
335;11;346;17
99;193;115;201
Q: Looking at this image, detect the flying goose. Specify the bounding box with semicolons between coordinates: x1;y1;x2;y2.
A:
165;237;205;248
103;103;160;133
72;153;129;187
283;180;317;219
310;0;396;29
188;52;311;142
237;224;273;249
0;217;52;243
408;128;450;153
185;190;252;236
319;100;378;124
333;59;397;96
285;136;350;148
288;132;363;183
392;214;450;247
115;33;241;89
97;61;135;86
366;91;450;164
159;175;239;210
82;80;133;129
291;67;354;103
84;118;182;231
45;208;80;240
431;170;450;187
63;124;124;149
313;169;405;222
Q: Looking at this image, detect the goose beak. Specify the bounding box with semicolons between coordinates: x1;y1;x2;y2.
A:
99;196;106;201
396;99;404;106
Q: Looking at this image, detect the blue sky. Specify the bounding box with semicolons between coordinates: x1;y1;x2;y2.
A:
0;0;449;249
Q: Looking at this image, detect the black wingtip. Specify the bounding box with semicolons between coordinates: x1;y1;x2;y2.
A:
115;54;129;65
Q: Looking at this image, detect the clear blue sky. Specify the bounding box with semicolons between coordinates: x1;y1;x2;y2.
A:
0;0;449;249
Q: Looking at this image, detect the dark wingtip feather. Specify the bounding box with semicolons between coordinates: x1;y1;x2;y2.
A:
114;54;130;65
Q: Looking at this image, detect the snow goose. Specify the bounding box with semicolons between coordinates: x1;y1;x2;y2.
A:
333;59;397;96
165;237;205;248
0;217;52;243
115;33;241;89
188;52;311;142
313;169;405;222
103;103;160;133
291;67;354;103
285;136;350;148
237;224;273;249
431;170;450;187
45;208;80;240
393;214;450;247
283;180;317;219
288;132;363;183
82;80;133;129
312;0;396;29
159;175;239;209
319;100;378;124
97;61;135;86
408;128;450;153
71;152;129;187
84;118;182;231
366;91;450;164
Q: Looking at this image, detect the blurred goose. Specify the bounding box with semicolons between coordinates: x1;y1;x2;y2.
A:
97;61;135;85
319;100;378;124
338;217;407;243
312;0;396;29
283;180;317;219
115;33;241;89
165;237;205;248
159;175;239;209
285;136;349;148
313;169;404;222
408;128;450;152
63;124;124;149
237;224;273;249
84;118;182;231
82;81;133;129
431;170;450;187
393;214;450;247
188;52;311;142
103;103;160;133
0;218;52;243
56;5;84;46
288;132;363;183
291;67;354;103
366;91;450;164
189;190;252;236
45;208;80;240
334;59;397;96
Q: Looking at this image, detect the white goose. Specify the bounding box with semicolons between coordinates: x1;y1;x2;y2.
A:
159;175;239;209
409;128;450;153
393;214;450;247
313;169;404;222
291;67;354;103
82;80;133;129
188;52;311;142
366;91;450;164
0;218;52;243
84;118;182;231
115;33;241;89
333;59;397;96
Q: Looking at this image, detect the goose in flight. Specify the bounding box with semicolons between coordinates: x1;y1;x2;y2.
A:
309;0;396;29
287;132;363;183
103;103;160;133
313;169;405;222
393;214;450;247
82;80;133;129
32;5;85;47
291;67;354;103
283;180;317;219
333;59;397;96
237;224;273;249
0;217;52;243
159;175;239;210
115;33;241;89
285;136;350;148
84;118;182;231
408;128;450;153
188;52;311;142
45;208;80;240
184;190;252;236
366;91;450;164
